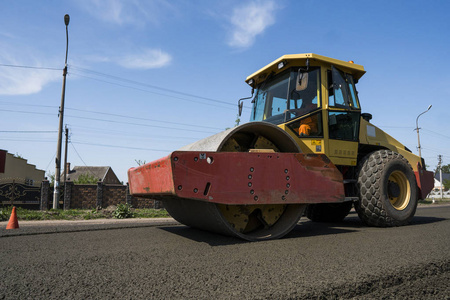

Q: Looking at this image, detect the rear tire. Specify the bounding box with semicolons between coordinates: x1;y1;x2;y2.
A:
355;150;418;227
305;202;353;222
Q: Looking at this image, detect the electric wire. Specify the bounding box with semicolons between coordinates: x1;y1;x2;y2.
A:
0;138;55;142
45;152;57;173
0;101;226;131
0;108;54;117
71;140;171;152
70;142;89;168
0;63;61;71
0;63;251;110
0;108;219;134
0;130;57;133
70;71;236;111
70;65;235;107
67;124;200;142
69;142;102;179
422;129;450;140
65;107;223;130
65;114;218;134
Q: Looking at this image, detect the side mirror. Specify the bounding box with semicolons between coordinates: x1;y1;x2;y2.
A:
237;88;254;117
238;101;244;117
296;71;308;91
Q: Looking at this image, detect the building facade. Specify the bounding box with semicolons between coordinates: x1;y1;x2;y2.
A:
0;149;45;186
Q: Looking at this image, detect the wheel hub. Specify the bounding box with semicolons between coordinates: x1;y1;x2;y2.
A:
388;170;411;210
388;181;401;198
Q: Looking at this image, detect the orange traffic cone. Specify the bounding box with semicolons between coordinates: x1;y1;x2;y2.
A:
6;206;19;230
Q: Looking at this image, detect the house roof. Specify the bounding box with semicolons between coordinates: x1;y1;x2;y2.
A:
434;173;450;182
64;166;113;182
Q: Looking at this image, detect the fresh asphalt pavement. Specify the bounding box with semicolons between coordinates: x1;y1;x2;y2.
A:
0;205;449;299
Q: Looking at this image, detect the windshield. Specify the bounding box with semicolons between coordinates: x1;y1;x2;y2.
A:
250;68;320;124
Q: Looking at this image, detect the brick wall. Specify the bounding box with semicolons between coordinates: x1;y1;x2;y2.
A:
102;184;127;207
128;196;160;209
70;184;97;209
51;182;163;210
38;181;162;210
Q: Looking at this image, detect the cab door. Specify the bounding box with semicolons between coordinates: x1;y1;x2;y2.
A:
326;66;361;167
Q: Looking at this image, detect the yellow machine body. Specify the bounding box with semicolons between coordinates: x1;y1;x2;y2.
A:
245;53;423;172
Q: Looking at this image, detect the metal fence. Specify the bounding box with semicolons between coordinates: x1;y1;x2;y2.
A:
0;180;41;209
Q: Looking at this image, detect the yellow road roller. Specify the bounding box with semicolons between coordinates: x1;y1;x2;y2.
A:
128;53;434;241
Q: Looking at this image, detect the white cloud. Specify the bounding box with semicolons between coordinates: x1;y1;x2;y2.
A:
0;67;60;96
86;0;130;25
228;0;278;49
0;48;60;96
117;48;172;69
79;0;176;26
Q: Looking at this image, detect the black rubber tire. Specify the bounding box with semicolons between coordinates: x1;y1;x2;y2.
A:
305;202;353;222
355;150;418;227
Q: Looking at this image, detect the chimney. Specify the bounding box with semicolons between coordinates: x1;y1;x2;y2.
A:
66;162;71;174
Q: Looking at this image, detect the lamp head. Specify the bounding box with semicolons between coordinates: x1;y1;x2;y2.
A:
64;14;70;26
427;104;432;111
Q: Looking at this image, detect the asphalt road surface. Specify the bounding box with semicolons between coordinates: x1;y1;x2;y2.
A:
1;206;449;299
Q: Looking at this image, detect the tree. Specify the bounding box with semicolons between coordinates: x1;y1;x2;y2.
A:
235;114;241;127
434;164;450;175
444;179;450;190
46;171;55;187
440;164;450;174
135;159;146;166
73;174;98;185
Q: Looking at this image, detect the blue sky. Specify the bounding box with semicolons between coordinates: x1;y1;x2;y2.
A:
1;0;449;183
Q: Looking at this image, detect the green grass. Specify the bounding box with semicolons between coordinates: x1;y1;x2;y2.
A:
0;206;169;221
419;198;450;205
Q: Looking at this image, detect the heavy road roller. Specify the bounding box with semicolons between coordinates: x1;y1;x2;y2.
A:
128;53;434;241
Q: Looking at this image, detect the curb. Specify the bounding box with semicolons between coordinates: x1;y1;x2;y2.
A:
0;217;179;238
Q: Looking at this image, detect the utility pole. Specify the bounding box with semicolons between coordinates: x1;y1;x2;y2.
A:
438;155;443;200
53;14;70;209
63;125;69;186
63;125;69;210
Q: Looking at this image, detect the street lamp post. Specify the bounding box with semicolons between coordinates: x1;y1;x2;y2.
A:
415;104;432;159
53;14;70;209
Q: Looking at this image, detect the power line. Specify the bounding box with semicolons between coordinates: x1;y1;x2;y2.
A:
0;63;61;71
70;71;237;111
422;129;450;140
0;108;219;134
0;138;54;142
70;65;235;107
65;114;218;134
45;152;57;173
71;140;171;152
0;101;55;108
68;124;200;141
0;108;54;117
378;126;412;129
0;64;250;111
0;130;57;133
0;101;226;131
70;142;90;168
69;142;100;178
66;107;223;130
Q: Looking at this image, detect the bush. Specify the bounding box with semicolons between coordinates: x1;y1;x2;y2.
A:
0;208;10;221
112;203;134;219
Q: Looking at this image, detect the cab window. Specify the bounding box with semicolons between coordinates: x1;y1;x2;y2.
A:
287;111;323;138
328;111;360;141
328;66;360;109
250;68;320;125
